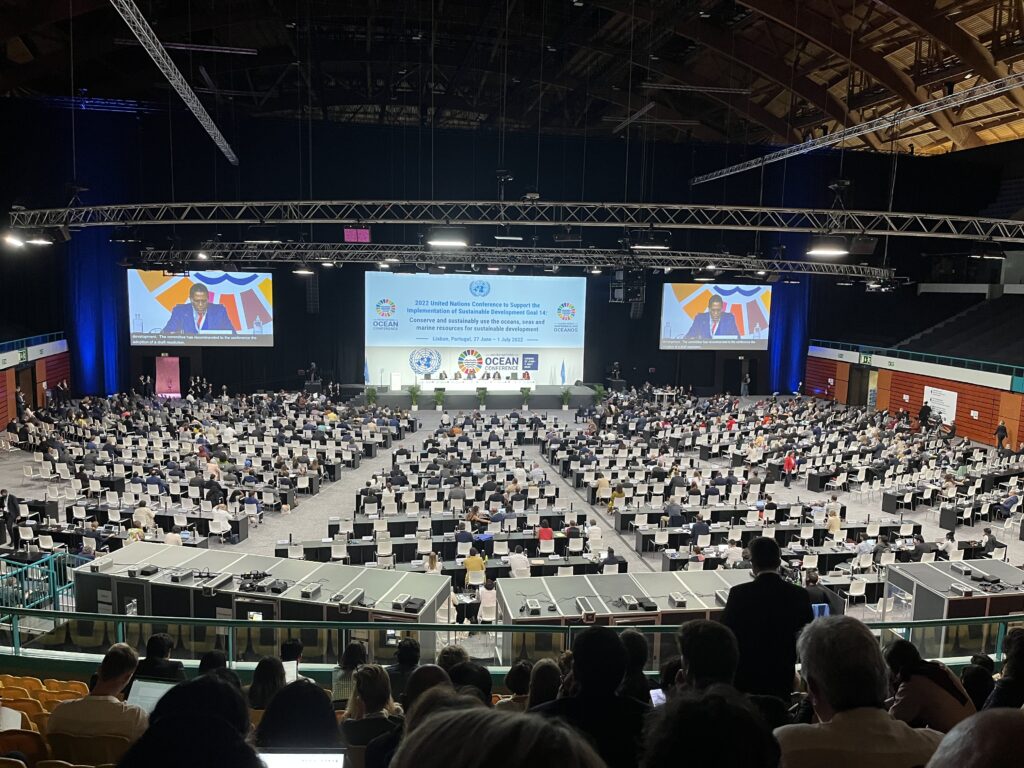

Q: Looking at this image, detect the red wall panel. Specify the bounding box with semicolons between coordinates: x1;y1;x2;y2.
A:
0;369;12;427
884;371;1007;446
804;357;837;400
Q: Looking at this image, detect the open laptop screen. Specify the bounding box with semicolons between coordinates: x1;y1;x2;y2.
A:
259;750;347;768
127;678;176;714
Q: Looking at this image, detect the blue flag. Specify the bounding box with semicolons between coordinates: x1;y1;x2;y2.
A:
560;361;566;385
363;358;370;384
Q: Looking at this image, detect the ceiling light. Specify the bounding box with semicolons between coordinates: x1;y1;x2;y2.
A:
292;266;314;275
426;226;468;247
756;269;767;276
4;233;25;248
629;229;671;250
487;266;500;271
807;234;849;257
590;267;602;274
495;225;523;242
321;261;334;268
26;235;53;246
706;263;717;271
377;262;390;269
385;257;401;263
196;252;208;260
836;281;853;286
694;276;714;282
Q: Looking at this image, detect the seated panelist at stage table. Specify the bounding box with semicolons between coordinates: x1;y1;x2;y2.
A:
162;283;235;334
683;294;740;340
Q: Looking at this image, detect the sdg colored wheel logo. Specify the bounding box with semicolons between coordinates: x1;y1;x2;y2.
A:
409;348;442;375
556;302;577;321
469;280;491;297
375;298;397;317
458;349;484;376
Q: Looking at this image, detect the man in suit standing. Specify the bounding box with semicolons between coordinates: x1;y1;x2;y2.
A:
683;294;741;340
0;489;18;546
721;536;814;701
162;283;234;334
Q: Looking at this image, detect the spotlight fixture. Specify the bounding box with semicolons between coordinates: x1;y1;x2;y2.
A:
377;262;390;269
705;263;717;271
25;235;53;246
292;265;314;275
629;229;671;250
487;266;500;271
552;227;582;244
385;257;401;263
3;233;25;248
694;276;714;282
196;252;209;260
970;240;1006;260
590;267;602;275
755;269;767;276
807;234;849;257
426;226;469;247
836;281;854;286
321;261;335;268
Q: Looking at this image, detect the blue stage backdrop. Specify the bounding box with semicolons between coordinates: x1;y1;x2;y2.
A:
68;232;126;396
767;275;810;394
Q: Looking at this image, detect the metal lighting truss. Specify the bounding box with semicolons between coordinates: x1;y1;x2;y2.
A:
109;0;239;166
137;242;895;279
12;199;1024;243
691;71;1024;186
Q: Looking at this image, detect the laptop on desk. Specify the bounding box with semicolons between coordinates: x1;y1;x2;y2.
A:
259;750;347;768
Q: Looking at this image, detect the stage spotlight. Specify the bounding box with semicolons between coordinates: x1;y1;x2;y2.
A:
755;269;767;276
321;261;335;268
292;265;314;275
377;261;391;269
590;267;602;274
426;226;469;247
807;234;849;257
487;265;500;271
553;227;582;244
26;234;53;246
629;229;671;250
3;232;25;248
196;252;209;260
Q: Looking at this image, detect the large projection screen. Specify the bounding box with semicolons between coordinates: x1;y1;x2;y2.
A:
659;283;772;351
364;272;586;386
128;270;274;347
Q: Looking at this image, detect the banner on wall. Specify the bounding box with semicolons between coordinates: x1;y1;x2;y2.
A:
155;356;181;399
364;272;586;386
923;385;958;424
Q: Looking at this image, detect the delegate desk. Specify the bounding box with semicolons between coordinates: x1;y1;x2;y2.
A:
281;531;574;564
613;502;849;531
886;559;1024;658
397;554;627;588
330;510;583;539
78;504;250;543
633;519;921;553
73;542;450;663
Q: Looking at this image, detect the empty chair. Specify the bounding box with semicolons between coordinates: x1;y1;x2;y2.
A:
801;554;818;571
456;541;471;558
920;551;936;563
839;579;868;610
330;543;348;562
466;569;487;590
539;538;555;555
492;538;510;556
696;534;711;549
603;563;619;575
568;537;584;555
653;529;669;551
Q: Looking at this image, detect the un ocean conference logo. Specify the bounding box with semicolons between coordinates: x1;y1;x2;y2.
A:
409;348;442;375
469;280;491;297
557;302;577;321
458;349;484;376
375;298;397;318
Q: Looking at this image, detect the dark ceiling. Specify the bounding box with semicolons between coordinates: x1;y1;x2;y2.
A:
4;0;1024;154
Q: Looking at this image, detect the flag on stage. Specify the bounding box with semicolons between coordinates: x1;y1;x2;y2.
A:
363;358;369;384
560;361;566;385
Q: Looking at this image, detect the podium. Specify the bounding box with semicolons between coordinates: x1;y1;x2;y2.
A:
390;372;402;392
607;378;626;392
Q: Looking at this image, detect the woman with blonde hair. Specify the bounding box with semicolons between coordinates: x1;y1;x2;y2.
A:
341;664;404;746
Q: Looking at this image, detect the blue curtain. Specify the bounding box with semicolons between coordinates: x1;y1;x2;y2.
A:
67;231;126;395
768;276;809;394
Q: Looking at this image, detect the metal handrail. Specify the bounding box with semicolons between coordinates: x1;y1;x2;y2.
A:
809;338;1024;378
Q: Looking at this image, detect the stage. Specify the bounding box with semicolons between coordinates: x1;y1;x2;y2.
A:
365;383;596;410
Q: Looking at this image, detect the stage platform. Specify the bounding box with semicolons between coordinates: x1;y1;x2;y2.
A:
363;383;595;410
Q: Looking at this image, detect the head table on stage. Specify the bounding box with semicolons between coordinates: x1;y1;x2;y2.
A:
415;380;537;392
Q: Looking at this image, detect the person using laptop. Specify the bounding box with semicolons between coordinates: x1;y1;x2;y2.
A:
48;643;149;741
